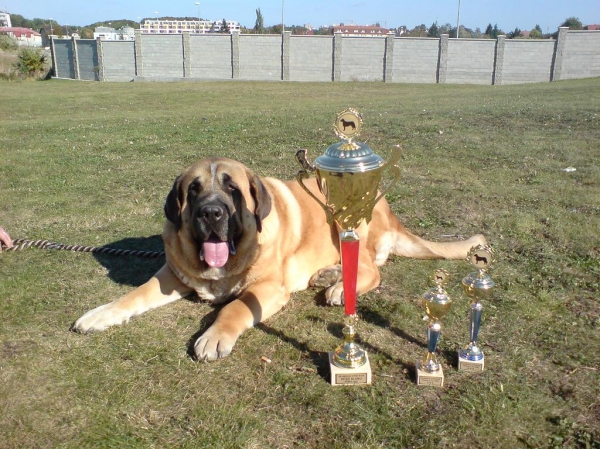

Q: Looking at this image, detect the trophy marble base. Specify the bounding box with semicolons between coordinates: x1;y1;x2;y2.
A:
415;361;444;387
458;353;485;372
328;352;372;386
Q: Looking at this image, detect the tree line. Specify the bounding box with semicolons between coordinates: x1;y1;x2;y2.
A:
405;17;585;39
5;12;588;39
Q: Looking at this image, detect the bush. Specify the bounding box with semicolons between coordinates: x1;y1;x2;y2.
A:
15;47;47;77
0;34;18;51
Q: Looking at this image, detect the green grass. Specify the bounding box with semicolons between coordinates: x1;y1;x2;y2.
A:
0;78;599;448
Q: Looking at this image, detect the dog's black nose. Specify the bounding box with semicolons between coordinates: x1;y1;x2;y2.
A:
201;204;224;224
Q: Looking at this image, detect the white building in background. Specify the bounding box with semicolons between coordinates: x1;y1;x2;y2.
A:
332;25;391;37
140;18;240;34
93;26;135;40
0;12;11;27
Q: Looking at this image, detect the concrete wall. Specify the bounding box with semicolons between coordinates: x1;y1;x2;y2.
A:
51;28;600;85
238;34;281;81
559;30;600;80
139;34;183;78
76;40;99;81
446;39;496;84
502;40;555;84
52;39;75;79
100;40;135;82
340;37;386;82
391;38;439;83
289;35;333;82
189;34;232;79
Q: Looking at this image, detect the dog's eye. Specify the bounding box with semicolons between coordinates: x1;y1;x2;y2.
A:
223;175;239;193
188;180;201;195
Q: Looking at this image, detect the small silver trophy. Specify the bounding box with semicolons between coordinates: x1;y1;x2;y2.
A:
416;269;452;387
458;245;495;372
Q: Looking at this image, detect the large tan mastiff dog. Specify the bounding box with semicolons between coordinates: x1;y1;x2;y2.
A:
73;157;486;360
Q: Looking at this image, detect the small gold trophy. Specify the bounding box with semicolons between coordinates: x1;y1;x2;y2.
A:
416;269;453;387
296;108;401;386
458;245;495;372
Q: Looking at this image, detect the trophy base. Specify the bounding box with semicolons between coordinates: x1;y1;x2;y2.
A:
329;352;372;386
458;353;485;372
415;361;444;387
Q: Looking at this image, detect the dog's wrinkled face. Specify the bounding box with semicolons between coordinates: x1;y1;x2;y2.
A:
164;157;272;268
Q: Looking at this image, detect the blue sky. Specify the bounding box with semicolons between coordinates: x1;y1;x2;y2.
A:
4;0;599;32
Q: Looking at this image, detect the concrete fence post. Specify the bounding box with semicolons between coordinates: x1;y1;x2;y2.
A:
134;29;143;77
282;31;291;81
231;31;240;79
552;27;569;81
182;32;191;78
49;37;58;78
95;37;105;81
384;33;394;82
71;36;80;80
333;31;342;82
493;35;506;85
437;34;449;83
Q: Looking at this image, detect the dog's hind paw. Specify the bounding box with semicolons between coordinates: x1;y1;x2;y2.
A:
324;282;344;307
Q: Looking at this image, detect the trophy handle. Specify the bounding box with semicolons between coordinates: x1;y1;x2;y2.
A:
372;145;402;205
295;149;335;224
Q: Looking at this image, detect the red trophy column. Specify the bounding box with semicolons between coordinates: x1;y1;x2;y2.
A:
340;231;359;316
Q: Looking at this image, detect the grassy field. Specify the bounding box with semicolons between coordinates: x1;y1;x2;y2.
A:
0;78;598;449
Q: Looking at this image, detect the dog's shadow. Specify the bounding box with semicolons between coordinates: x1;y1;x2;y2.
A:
92;235;165;286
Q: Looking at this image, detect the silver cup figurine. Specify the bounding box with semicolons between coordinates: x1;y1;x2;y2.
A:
458;244;495;372
295;108;401;386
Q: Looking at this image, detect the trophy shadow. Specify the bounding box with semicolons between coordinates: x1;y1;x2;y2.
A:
360;306;427;348
181;312;331;381
357;308;426;378
304;308;420;380
181;293;331;380
439;347;460;369
256;322;332;381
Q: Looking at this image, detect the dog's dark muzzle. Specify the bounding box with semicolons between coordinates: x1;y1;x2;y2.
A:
198;203;227;234
192;197;239;268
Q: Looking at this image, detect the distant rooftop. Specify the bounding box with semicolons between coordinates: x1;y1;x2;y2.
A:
0;26;41;38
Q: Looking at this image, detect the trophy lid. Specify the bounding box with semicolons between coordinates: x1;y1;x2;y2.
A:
314;141;385;173
313;108;385;173
462;274;495;291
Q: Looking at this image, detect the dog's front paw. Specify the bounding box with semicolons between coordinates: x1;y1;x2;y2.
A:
194;326;238;361
324;282;344;307
309;265;343;288
71;303;132;333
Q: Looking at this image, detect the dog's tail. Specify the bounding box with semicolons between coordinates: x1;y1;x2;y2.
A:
372;208;486;265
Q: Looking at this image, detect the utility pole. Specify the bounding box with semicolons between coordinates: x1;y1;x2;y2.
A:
456;0;461;38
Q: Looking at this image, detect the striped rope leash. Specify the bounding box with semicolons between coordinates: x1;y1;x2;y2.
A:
1;238;165;259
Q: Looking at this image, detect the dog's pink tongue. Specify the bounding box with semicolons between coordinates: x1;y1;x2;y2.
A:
203;241;229;268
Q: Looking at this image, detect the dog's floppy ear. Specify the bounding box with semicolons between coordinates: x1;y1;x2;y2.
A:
164;175;183;230
249;174;272;233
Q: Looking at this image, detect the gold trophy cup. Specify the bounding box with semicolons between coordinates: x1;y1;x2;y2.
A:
416;269;453;387
296;108;401;386
458;245;495;372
